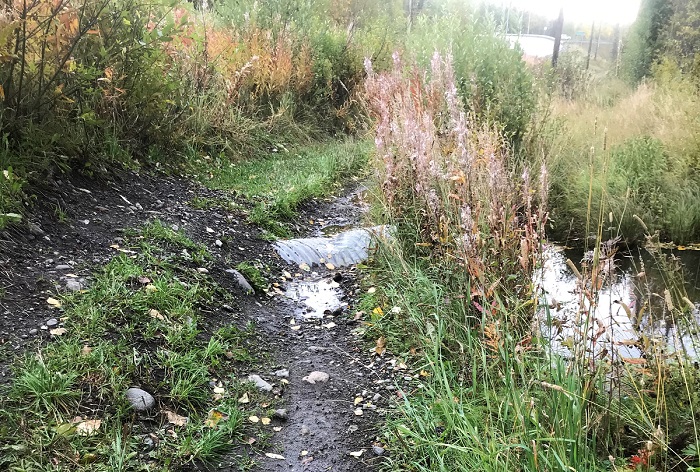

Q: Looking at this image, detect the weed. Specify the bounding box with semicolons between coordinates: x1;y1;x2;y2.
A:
235;262;269;293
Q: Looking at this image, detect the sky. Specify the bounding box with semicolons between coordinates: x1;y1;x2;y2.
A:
495;0;642;25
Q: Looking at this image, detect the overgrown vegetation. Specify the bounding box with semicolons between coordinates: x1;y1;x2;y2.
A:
0;221;264;470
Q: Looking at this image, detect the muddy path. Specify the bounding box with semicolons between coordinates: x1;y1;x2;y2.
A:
247;186;389;471
0;171;391;470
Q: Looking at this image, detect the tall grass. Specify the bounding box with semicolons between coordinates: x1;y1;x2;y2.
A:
364;48;700;472
545;70;700;244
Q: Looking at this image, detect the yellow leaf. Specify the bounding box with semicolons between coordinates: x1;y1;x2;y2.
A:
372;307;384;317
261;417;271;425
50;328;67;336
205;409;228;428
164;410;188;426
75;419;102;436
47;297;62;308
248;415;260;423
238;393;250;404
375;336;386;355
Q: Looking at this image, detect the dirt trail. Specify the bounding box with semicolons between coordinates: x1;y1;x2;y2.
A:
0;172;388;470
248;187;387;471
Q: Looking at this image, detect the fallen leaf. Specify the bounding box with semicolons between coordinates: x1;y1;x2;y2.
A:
367;287;376;294
164;410;188;426
75;419;102;436
145;284;157;293
300;450;309;456
213;386;225;394
138;276;151;284
205;409;228;428
248;415;260;423
349;450;364;457
375;336;386;355
291;325;301;331
273;426;283;432
238;393;250;404
372;306;384;317
420;370;431;377
354;397;363;405
206;227;215;233
54;423;77;436
322;322;337;329
47;297;62;308
325;263;335;270
299;263;311;272
50;328;67;336
301;456;314;465
265;453;285;460
621;357;647;365
80;345;92;356
246;437;256;445
149;309;164;321
261;417;271;425
354;408;363;416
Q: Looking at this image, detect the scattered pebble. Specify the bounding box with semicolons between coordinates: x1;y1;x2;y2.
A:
65;280;82;292
373;446;385;456
274;368;289;378
55;264;72;270
215;239;223;247
125;388;156;411
303;371;330;384
273;409;288;420
248;374;273;392
46;318;59;328
300;425;310;435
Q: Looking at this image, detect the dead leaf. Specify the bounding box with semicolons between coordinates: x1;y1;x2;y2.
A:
299;263;311;272
301;456;314;465
300;450;309;456
354;397;363;405
47;297;62;308
205;409;228;428
325;263;335;270
213;386;225;394
164;410;188;426
248;415;260;423
80;345;92;356
246;437;256;445
238;393;250;404
50;328;67;336
322;322;337;329
349;450;364;457
149;309;164;321
291;325;301;331
273;426;283;432
375;337;386;355
138;276;151;284
145;284;157;293
621;357;647;365
75;419;102;436
367;287;376;294
261;417;271;425
265;453;285;460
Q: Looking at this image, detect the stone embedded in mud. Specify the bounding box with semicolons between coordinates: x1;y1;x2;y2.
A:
274;368;289;378
273;409;288;420
46;318;59;328
302;371;330;384
248;374;273;392
225;269;254;294
65;280;83;292
126;387;156;411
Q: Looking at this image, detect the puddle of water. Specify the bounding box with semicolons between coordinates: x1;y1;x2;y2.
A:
537;245;700;359
285;278;346;319
273;225;391;268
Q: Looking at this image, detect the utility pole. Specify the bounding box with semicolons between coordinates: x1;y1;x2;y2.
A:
552;8;564;67
594;23;602;60
586;21;595;69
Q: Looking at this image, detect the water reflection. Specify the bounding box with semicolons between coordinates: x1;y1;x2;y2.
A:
537;245;700;360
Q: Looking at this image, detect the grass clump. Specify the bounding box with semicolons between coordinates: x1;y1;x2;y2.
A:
0;220;258;470
234;262;269;293
208;140;370;236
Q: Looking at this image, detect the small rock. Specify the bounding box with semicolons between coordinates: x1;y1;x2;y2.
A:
274;369;289;378
46;318;59;328
196;267;209;274
273;409;288;420
142;437;155;451
28;223;45;236
225;269;254;294
126;388;156;411
134;202;143;211
215;239;223;247
302;371;330;384
29;328;38;335
247;374;273;392
301;425;310;435
372;446;385;456
55;264;72;270
373;393;381;402
65;280;82;292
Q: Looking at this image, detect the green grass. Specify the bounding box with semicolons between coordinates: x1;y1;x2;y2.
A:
206;139;371;236
0;220;263;471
